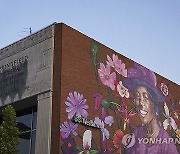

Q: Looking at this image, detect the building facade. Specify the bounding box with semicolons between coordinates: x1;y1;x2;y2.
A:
0;23;179;154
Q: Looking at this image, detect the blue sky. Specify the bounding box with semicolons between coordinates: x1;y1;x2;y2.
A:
0;1;180;84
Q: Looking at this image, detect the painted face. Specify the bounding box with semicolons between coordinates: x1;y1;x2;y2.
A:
135;86;155;125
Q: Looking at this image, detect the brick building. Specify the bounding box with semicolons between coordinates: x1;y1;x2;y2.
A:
0;23;179;154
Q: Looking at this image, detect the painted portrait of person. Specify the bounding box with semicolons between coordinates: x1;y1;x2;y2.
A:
122;63;179;154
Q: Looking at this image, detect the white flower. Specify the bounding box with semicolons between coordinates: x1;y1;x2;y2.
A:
79;130;92;154
163;102;177;130
83;130;92;150
160;83;169;96
117;81;129;98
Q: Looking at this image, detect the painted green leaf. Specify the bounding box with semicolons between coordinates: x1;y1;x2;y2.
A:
76;146;83;152
90;149;99;154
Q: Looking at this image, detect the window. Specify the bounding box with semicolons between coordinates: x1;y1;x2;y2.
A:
17;106;37;154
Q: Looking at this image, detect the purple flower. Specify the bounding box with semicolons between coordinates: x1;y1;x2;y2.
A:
92;93;103;112
102;139;113;154
65;91;89;119
104;116;114;126
61;136;77;154
60;120;78;138
94;117;110;141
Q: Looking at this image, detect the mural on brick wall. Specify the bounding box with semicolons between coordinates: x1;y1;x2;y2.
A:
60;41;180;154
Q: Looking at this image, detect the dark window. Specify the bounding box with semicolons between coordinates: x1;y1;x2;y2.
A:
32;110;37;129
18;133;31;154
30;131;36;154
17;106;37;154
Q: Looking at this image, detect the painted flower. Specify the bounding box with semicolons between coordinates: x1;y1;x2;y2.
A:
102;139;113;154
175;129;180;139
98;63;116;90
171;102;180;121
60;120;78;138
65;91;89;119
92;93;103;112
94;117;110;141
160;82;169;96
116;106;136;130
100;107;107;121
104;116;114;126
174;111;179;120
106;54;127;77
103;148;113;154
79;130;92;154
83;130;92;150
106;54;121;68
163;102;177;130
113;130;124;154
61;136;77;154
117;81;129;98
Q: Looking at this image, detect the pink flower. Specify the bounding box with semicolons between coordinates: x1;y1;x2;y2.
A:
160;83;169;96
92;93;103;112
106;54;120;68
100;107;107;121
92;93;108;121
98;63;116;90
117;81;129;98
65;91;89;119
106;54;127;77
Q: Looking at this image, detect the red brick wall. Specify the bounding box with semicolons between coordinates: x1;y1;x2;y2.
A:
55;23;180;153
51;23;62;154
